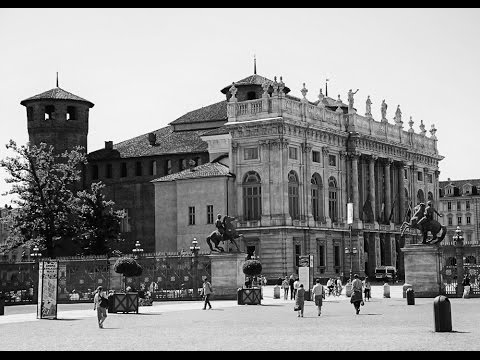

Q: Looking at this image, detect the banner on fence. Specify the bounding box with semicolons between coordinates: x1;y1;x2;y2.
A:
37;261;59;319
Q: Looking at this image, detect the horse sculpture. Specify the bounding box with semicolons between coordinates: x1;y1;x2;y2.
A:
400;203;447;244
206;215;242;253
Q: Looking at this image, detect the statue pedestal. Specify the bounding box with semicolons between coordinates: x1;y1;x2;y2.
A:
401;244;442;297
209;252;246;300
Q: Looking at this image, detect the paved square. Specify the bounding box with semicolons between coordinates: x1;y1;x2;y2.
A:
0;285;478;351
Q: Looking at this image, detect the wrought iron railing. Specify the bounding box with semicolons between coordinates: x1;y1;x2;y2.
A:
0;251;212;305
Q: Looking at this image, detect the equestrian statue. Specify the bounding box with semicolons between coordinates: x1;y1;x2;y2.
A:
206;214;242;253
400;200;447;244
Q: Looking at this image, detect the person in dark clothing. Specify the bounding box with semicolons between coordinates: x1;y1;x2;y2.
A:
289;274;295;300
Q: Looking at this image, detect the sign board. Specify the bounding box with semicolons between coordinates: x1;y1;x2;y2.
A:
37;261;59;319
298;255;313;292
347;203;353;224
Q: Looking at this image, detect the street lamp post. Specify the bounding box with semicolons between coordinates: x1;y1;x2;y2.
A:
190;238;200;299
31;245;42;267
453;226;464;297
132;240;144;259
345;244;358;281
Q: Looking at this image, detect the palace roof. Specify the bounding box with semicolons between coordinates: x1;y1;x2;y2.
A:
20;87;94;107
87;126;209;160
220;73;291;94
169;100;227;125
151;159;233;183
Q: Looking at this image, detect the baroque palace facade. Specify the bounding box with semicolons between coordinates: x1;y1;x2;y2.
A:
17;68;444;280
152;70;444;281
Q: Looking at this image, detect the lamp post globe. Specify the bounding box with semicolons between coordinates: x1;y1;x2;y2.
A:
190;238;200;299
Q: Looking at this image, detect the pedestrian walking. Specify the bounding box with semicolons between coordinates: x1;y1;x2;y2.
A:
93;286;108;328
282;276;290;300
363;278;371;301
350;274;364;315
295;283;305;317
201;277;213;310
289;274;295;300
311;279;325;316
293;277;300;300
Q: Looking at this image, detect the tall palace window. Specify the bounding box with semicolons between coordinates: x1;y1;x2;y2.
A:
328;176;338;222
288;171;300;220
243;171;262;221
311;173;323;221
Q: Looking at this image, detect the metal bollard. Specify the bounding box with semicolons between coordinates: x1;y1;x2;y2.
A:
406;288;415;305
433;295;452;332
402;283;413;298
0;295;4;316
383;282;390;298
237;288;244;305
273;285;280;299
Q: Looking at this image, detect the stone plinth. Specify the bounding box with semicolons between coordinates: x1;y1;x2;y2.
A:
401;244;442;297
209;252;246;300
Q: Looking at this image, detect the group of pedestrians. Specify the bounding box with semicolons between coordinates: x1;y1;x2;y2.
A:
283;273;374;318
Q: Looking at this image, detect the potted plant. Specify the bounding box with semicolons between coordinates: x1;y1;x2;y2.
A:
110;257;143;313
238;259;262;305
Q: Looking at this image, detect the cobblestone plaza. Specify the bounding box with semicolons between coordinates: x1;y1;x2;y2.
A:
0;285;478;351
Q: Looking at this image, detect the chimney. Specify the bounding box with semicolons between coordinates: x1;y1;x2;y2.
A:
105;141;113;150
148;132;156;146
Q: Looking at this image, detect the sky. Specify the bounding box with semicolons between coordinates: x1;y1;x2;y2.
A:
0;8;479;206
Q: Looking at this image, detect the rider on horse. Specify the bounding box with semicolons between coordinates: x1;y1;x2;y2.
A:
215;214;225;238
417;200;443;227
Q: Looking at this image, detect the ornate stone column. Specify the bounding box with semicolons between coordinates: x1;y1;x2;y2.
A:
260;140;271;225
384;158;392;224
322;147;331;225
399;162;406;223
302;142;313;223
339;151;348;223
369;155;377;223
231;141;243;219
351;152;360;222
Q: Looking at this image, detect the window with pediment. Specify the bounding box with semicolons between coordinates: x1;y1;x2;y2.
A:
243;171;262;221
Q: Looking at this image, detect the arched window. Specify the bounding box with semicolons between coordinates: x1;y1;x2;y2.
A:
311;173;323;221
428;191;434;202
288;171;299;220
328;176;338;222
243;171;262;221
417;189;425;204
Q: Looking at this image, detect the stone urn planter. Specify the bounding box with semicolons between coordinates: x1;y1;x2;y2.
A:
238;259;262;305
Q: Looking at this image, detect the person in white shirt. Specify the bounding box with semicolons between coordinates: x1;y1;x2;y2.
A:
93;286;108;328
293;277;300;300
311;279;325;316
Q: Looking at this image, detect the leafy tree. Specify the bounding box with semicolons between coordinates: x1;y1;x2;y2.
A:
0;140;86;257
0;140;124;258
75;181;125;256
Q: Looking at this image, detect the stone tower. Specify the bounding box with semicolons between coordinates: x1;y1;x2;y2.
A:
20;84;94;155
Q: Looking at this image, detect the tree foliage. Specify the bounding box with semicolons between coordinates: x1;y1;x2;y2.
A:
113;257;143;277
0;140;124;258
0;140;86;257
75;182;125;256
242;259;262;277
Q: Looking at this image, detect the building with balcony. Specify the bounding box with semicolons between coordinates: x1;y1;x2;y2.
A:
438;179;480;266
152;68;444;281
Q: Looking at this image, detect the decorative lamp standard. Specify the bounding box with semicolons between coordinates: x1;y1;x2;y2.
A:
344;246;358;281
31;245;42;267
132;240;143;259
190;238;200;299
453;226;464;297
